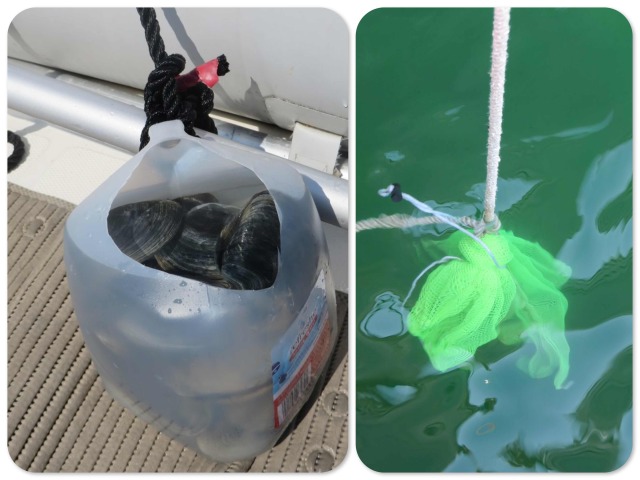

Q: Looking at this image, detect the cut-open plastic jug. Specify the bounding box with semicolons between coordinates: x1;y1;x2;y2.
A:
63;121;337;461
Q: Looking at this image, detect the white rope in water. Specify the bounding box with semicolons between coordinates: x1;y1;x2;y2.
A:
378;185;504;268
484;7;511;224
355;213;482;233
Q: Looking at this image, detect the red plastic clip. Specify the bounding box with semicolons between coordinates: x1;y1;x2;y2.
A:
176;58;221;92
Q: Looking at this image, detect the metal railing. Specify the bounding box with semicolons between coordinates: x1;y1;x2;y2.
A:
8;60;349;229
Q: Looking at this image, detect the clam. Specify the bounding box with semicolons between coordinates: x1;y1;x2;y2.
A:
107;190;281;291
108;200;183;262
156;225;220;278
155;202;238;287
219;191;280;290
185;202;239;235
175;193;219;212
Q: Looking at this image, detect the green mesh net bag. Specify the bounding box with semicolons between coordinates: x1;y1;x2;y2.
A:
408;230;571;389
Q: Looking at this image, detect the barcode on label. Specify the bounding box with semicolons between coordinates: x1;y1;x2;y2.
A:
276;364;313;427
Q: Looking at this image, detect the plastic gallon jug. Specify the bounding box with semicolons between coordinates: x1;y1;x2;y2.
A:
63;121;338;461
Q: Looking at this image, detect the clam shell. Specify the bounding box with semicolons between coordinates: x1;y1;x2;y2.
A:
156;225;220;277
219;191;280;290
175;193;219;212
220;263;266;290
185;203;239;236
155;202;239;285
108;200;183;262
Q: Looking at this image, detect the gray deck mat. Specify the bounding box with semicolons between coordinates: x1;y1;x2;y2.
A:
7;183;348;472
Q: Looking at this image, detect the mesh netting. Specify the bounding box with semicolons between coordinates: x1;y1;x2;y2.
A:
408;230;571;389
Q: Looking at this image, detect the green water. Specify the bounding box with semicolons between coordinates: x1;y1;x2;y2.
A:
356;9;632;472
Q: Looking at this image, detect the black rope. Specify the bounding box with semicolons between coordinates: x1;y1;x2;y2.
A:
8;131;25;172
137;7;169;65
136;7;229;150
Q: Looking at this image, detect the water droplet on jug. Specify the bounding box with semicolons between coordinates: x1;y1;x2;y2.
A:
168;308;172;314
180;281;187;287
174;299;182;304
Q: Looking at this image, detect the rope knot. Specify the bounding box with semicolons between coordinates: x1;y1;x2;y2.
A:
155;53;186;76
137;8;227;150
475;215;502;236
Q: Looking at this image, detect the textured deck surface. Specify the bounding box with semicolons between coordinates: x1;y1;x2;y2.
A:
7;183;348;472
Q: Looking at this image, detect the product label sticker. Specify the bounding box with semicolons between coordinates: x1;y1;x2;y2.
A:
271;270;331;428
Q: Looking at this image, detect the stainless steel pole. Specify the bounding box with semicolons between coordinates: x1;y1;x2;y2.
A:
8;62;348;229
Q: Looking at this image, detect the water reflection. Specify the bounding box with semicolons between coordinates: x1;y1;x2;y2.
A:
384;150;406;162
360;292;408;338
357;368;496;472
558;140;632;280
521;112;613;143
501;346;631;472
436;316;630;472
376;384;418;406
